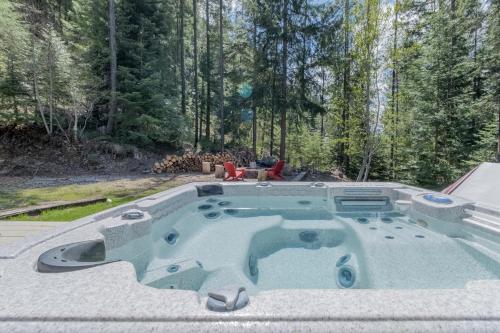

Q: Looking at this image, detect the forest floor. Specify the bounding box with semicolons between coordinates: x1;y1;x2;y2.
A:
0;125;214;221
0;125;164;177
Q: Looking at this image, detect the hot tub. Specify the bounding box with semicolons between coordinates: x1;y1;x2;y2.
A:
1;182;500;332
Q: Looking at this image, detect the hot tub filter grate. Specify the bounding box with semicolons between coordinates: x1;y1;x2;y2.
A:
299;230;319;243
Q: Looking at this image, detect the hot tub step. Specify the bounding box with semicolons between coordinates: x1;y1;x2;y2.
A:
463;217;500;237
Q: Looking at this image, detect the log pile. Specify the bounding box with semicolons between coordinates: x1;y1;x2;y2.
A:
152;151;237;174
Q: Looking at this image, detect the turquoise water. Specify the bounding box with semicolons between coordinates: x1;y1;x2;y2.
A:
139;196;500;294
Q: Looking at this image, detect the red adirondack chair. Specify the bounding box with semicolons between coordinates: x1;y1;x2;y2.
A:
223;162;246;181
267;160;285;180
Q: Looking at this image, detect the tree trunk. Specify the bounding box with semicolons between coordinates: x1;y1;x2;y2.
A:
8;56;19;121
106;0;118;135
200;77;204;139
193;0;199;146
175;11;179;85
363;150;374;182
270;42;278;157
498;92;500;160
30;35;50;135
205;0;211;140
47;31;54;135
269;73;276;156
356;0;372;182
390;0;398;179
363;64;383;182
73;109;78;143
279;0;289;161
320;68;326;137
252;20;258;158
473;12;480;99
180;0;186;115
340;0;350;171
218;0;224;152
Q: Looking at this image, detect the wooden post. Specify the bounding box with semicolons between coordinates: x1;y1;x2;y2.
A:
215;164;225;178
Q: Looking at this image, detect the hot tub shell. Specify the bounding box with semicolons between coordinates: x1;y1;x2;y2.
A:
1;181;500;332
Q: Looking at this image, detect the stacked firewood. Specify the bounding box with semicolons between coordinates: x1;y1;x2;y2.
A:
199;152;235;169
231;148;255;167
152;151;235;174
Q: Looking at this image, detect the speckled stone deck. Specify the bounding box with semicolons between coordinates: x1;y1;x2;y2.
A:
0;221;64;246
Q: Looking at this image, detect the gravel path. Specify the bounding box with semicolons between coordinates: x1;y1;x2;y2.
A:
0;173;215;190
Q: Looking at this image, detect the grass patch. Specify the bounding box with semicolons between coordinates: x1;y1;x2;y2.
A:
10;196;135;222
3;174;211;222
12;181;147;207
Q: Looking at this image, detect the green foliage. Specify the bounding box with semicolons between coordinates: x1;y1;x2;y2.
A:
0;0;498;187
0;0;30;122
466;121;498;166
379;0;497;187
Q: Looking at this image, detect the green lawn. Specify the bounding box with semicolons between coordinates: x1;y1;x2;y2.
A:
3;174;211;222
10;197;134;222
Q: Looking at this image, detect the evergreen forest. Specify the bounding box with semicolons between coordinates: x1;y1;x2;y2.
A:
0;0;499;187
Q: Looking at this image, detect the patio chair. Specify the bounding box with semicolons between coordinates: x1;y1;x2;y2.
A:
223;162;246;181
266;160;285;180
